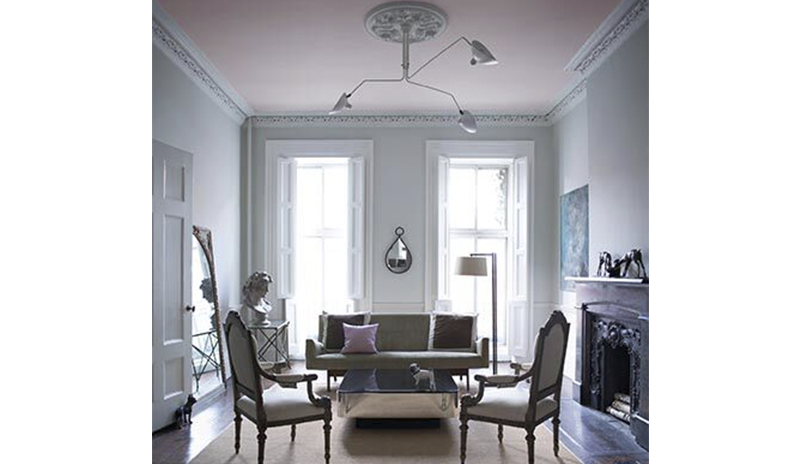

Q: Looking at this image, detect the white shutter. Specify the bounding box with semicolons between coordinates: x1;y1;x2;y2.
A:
436;155;451;301
509;156;529;358
347;156;365;300
276;157;297;298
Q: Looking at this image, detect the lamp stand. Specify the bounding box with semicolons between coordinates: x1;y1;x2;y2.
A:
471;252;498;374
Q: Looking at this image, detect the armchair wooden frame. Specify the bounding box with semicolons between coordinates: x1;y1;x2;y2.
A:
459;310;570;464
225;311;332;464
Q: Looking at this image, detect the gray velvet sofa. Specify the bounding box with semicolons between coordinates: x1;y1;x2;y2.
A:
305;313;489;391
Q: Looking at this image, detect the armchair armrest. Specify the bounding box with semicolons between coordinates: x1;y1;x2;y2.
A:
475;374;520;388
509;362;532;375
476;337;490;366
306;338;324;360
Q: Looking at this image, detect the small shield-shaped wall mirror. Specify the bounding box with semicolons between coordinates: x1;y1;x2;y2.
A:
385;227;412;274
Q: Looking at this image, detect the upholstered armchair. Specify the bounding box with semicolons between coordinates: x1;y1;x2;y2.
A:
225;311;332;464
459;310;570;464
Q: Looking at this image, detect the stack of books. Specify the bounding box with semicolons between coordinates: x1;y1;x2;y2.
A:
606;392;631;423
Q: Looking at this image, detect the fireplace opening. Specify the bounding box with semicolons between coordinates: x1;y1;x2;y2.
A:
602;343;631;422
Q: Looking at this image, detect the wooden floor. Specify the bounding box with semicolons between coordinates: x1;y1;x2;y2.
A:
152;363;648;464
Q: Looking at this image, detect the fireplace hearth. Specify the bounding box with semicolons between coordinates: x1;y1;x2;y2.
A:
568;278;649;450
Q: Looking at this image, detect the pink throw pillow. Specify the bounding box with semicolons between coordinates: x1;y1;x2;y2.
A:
341;323;379;354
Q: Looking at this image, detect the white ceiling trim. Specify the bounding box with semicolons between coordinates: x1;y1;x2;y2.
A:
153;0;645;128
565;0;649;76
152;2;251;124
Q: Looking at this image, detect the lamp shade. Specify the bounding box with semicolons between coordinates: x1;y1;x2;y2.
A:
455;256;488;276
329;92;352;115
458;110;477;134
469;40;499;66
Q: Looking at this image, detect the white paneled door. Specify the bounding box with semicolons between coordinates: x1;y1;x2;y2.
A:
152;140;193;431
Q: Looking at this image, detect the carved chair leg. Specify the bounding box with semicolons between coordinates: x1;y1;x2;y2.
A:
234;414;242;453
525;427;535;464
497;424;504;443
257;429;267;464
459;414;469;464
291;424;296;442
552;416;560;456
323;413;332;464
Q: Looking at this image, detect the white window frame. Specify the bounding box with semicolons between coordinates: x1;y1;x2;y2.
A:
425;140;534;359
266;140;374;354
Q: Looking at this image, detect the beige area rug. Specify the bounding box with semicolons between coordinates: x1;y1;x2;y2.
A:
190;414;581;464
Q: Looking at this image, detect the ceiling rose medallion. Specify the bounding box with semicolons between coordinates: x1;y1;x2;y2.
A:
329;1;499;134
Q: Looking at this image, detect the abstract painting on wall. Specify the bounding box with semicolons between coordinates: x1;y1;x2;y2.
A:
560;185;589;291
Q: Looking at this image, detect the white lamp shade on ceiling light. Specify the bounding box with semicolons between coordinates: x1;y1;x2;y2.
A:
458;110;477;134
455;256;488;276
329;92;352;115
469;40;499;66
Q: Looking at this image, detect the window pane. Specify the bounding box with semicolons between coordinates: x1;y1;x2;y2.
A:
475;238;507;344
297;167;322;234
477;167;507;229
323;236;347;313
295;236;323;342
449;167;476;229
450;236;476;314
323;164;347;231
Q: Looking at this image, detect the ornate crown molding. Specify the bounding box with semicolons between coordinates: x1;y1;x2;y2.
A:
152;2;251;124
545;79;587;124
250;113;548;128
565;0;648;76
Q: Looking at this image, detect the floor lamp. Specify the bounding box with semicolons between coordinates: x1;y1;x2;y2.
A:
455;253;498;374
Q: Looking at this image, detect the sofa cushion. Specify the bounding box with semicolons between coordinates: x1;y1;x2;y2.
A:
322;312;369;351
310;350;484;370
430;313;476;351
369;314;430;351
341;323;379;354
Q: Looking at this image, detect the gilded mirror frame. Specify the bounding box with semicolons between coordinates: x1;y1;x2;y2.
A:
192;225;227;385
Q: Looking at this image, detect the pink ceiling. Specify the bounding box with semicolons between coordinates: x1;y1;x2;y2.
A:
158;0;620;114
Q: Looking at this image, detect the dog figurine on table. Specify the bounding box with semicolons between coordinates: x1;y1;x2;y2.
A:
409;363;436;391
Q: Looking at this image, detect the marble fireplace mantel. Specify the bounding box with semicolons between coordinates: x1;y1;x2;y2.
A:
570;278;649;450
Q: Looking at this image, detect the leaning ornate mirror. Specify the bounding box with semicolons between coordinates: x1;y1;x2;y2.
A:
190;225;227;397
385;226;412;274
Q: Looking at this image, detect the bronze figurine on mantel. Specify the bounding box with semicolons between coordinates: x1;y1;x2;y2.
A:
596;249;648;282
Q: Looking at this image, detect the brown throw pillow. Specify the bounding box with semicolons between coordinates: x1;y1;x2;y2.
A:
431;314;474;350
324;313;368;351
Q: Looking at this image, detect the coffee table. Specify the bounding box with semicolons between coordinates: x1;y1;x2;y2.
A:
337;369;459;427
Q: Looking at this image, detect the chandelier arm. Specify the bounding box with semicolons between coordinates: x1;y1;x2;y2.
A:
405;78;463;113
408;37;472;80
348;77;405;97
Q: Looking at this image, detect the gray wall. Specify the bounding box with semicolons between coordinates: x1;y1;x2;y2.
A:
246;124;558;328
152;44;242;311
554;22;649;307
588;23;649;274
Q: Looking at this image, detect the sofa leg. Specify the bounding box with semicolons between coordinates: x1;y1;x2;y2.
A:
327;371;331;392
466;371;470;391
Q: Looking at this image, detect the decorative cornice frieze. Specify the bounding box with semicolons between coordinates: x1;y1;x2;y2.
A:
152;3;250;124
545;79;587;124
250;113;548;128
565;0;649;76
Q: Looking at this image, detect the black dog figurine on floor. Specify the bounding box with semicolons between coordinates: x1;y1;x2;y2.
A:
175;395;197;428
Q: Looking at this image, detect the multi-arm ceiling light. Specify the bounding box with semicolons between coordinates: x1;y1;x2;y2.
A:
328;2;498;134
